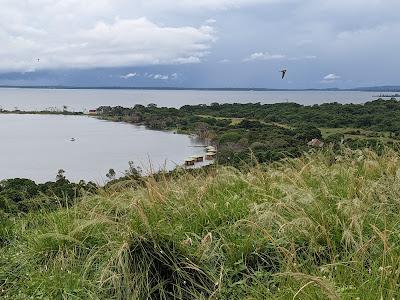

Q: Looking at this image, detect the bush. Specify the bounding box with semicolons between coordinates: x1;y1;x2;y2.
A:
218;131;243;144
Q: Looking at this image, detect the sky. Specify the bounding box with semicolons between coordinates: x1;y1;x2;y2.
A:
0;0;399;88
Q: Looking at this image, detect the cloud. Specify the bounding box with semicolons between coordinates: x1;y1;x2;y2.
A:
219;59;230;63
153;74;169;80
148;73;179;80
172;56;203;64
0;2;216;72
321;73;341;83
243;52;285;62
141;0;285;11
324;73;341;80
205;19;217;24
2;0;400;88
288;55;317;61
120;72;138;79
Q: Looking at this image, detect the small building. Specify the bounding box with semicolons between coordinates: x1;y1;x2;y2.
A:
88;109;97;115
184;158;196;166
206;146;216;152
307;138;324;148
191;155;204;162
206;152;217;160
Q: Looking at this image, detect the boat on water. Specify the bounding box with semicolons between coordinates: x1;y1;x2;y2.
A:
70;138;76;142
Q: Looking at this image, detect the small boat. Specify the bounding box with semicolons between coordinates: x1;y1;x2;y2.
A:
70;138;76;142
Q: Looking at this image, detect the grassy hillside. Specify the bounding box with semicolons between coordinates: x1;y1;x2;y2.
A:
2;148;400;299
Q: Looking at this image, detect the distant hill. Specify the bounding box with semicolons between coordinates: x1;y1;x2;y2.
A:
0;85;399;92
353;86;400;92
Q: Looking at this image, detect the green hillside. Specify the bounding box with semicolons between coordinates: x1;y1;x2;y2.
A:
2;148;400;299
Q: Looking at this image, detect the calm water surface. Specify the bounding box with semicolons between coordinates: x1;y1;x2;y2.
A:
0;114;206;183
0;88;390;182
0;88;385;111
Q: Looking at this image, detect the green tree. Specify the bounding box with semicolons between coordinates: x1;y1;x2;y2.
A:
56;169;66;181
106;169;116;181
294;124;322;142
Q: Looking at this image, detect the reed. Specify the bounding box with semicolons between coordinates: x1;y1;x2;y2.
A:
2;147;400;299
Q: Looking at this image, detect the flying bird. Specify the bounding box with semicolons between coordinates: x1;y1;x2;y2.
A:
280;69;287;79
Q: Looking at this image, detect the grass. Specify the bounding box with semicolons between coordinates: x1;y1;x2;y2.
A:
195;114;244;126
2;148;400;299
321;127;397;142
195;114;292;129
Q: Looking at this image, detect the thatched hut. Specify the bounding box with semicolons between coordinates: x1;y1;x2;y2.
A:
206;152;217;160
307;139;324;148
184;158;196;166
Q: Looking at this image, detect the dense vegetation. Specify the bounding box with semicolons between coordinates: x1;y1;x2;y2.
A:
2;148;400;299
98;98;400;133
182;99;400;132
96;99;400;167
0;173;97;215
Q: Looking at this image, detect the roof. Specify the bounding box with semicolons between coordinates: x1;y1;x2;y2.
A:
307;139;324;148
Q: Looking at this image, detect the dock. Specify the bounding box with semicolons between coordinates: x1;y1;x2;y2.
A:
184;158;196;166
184;145;218;166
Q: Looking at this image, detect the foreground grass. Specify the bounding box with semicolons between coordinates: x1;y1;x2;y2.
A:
2;148;400;299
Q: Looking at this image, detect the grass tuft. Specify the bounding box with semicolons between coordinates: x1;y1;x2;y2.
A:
2;148;400;299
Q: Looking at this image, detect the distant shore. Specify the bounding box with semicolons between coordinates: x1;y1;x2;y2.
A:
0;85;399;92
0;109;83;115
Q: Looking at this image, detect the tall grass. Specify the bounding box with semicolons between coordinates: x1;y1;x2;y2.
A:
2;148;400;299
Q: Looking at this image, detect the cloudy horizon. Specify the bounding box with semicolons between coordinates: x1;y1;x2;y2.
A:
0;0;399;88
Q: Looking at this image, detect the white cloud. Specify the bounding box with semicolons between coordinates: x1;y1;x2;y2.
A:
0;2;216;72
153;74;169;80
149;73;179;80
321;73;341;83
324;73;341;80
243;52;285;62
141;0;284;11
172;56;203;64
2;0;400;88
288;55;317;61
205;19;217;24
120;72;138;79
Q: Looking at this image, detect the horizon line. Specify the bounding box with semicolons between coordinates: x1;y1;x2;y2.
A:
0;85;400;92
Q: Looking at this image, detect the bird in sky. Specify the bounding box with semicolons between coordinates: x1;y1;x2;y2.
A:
280;69;287;79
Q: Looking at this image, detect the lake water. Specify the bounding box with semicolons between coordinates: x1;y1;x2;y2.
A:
0;88;385;112
0;88;390;182
0;114;207;183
